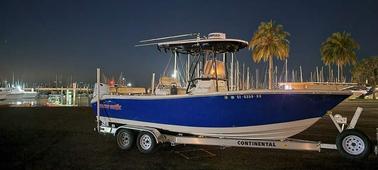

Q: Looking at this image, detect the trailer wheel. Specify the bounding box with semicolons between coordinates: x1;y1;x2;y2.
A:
137;131;157;154
336;129;371;160
116;129;134;150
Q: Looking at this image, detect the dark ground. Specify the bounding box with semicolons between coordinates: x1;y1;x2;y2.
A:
0;100;377;170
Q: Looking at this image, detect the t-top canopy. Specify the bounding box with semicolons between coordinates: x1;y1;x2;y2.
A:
155;33;248;54
157;39;248;54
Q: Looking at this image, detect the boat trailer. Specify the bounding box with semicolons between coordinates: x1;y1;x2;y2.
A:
97;107;378;160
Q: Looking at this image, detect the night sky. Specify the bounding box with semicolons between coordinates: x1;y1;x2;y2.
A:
1;0;377;87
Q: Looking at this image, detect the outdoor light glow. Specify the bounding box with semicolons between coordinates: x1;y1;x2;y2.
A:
127;83;132;87
109;80;115;86
284;85;292;90
171;70;177;78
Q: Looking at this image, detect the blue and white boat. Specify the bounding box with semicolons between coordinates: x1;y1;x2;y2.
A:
91;33;351;140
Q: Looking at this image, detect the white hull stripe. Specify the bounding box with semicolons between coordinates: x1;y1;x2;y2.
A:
100;116;321;140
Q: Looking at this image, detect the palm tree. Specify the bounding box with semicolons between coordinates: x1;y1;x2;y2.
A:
249;20;290;89
320;32;359;82
352;57;378;99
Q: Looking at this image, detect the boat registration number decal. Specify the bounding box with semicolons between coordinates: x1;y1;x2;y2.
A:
224;95;262;100
99;104;122;111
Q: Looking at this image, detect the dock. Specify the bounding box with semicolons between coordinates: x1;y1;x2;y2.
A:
23;87;92;93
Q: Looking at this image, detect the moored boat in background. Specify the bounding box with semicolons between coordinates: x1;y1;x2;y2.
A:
0;91;8;100
4;86;38;99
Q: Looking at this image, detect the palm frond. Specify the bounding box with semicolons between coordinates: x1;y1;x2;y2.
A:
249;20;290;63
320;31;359;67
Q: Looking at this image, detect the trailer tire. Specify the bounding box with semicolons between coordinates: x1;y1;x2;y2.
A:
137;131;157;154
336;129;371;160
116;129;134;150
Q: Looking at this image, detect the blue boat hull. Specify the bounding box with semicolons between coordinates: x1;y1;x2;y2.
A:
91;91;350;139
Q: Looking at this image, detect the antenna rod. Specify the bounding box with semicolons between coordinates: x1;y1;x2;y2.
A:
135;38;202;47
135;42;161;47
139;33;199;43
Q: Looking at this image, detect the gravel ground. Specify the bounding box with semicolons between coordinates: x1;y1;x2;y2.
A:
0;100;377;169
